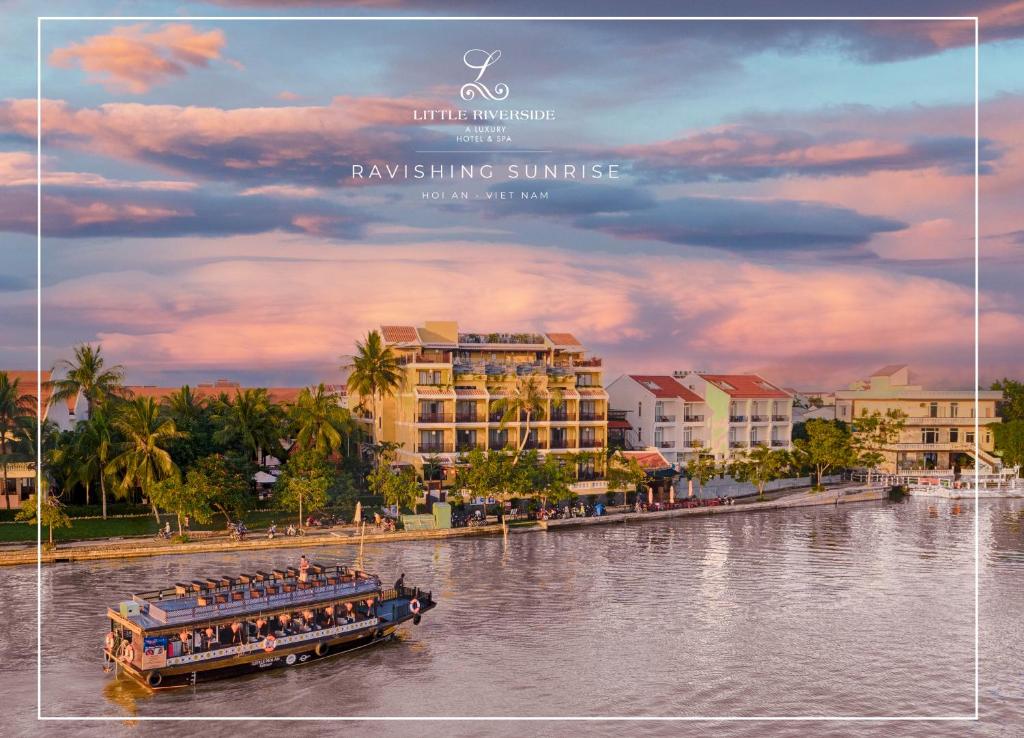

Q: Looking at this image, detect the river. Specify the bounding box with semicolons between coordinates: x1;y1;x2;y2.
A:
3;497;1022;736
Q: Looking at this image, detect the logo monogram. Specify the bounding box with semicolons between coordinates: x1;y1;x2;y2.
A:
460;49;509;101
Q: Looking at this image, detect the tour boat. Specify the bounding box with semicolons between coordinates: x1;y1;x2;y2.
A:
102;563;435;689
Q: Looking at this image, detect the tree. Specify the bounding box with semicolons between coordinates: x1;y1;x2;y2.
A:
606;450;646;505
993;420;1024;472
450;448;525;522
492;375;551;458
527;452;576;509
368;463;422;515
210;388;284;465
346;331;403;444
0;371;35;510
108;397;183;522
852;408;906;481
290;384;354;457
276;449;333;527
160;385;216;470
991;378;1024;421
187;454;249;525
685;455;720;497
792;419;857;490
17;489;71;546
47;343;126;420
730;446;792;500
149;476;205;537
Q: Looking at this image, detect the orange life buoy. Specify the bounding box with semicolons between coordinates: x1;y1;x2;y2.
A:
121;644;135;663
104;633;115;651
263;635;277;653
409;598;421;615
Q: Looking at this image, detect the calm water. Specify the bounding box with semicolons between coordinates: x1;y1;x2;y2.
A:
3;497;1023;737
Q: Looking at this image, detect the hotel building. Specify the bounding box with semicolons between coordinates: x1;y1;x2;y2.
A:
834;365;1002;472
606;372;793;465
362;321;609;495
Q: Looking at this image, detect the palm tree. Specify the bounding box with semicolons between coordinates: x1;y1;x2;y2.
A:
211;388;284;464
77;410;115;518
162;385;206;423
108;397;183;523
346;331;403;445
48;343;126;420
290;384;355;457
493;375;551;459
0;372;35;509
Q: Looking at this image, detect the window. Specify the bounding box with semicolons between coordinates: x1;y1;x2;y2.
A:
950;402;958;418
418;370;441;385
929;402;938;418
637;401;642;417
949;428;959;443
965;431;975;444
921;428;939;444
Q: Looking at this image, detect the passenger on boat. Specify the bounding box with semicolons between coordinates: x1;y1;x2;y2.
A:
299;555;310;582
178;630;191;655
322;606;335;627
394;572;405;590
277;614;291;635
230;622;243;644
255;618;268;637
343;602;356;622
203;626;216;651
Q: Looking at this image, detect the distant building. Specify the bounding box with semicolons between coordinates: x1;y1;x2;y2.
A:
1;370;55;507
354;321;608;495
834;365;1002;472
606;372;793;465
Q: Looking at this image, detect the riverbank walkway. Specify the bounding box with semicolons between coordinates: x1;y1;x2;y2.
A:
0;484;887;567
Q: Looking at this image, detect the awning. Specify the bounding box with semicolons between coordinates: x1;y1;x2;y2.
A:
454;387;488;399
253;471;277;484
577;387;608;398
415;387;456;398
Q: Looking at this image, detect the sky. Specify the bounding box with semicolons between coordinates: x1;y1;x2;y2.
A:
0;1;1022;391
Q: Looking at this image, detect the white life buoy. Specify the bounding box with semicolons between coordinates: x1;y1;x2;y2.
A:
263;635;277;653
104;633;115;651
121;644;135;663
409;598;421;615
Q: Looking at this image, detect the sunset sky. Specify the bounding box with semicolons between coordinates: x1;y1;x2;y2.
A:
1;1;1022;390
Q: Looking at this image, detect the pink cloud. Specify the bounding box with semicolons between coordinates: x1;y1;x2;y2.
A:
49;24;229;93
18;237;1019;389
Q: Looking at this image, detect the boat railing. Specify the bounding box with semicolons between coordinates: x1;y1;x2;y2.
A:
141;571;381;626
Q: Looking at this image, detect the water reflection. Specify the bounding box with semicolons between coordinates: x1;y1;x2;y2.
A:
3;499;1021;734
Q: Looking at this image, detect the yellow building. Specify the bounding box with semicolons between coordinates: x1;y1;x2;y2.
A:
360;321;608;495
835;365;1002;472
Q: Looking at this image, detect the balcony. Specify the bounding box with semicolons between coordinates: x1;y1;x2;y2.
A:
417;413;453;424
771;440;787;447
579;438;604;448
577;471;606;482
549;410;576;422
549;438;571;449
772;415;789;422
751;440;769;447
488;438;509;450
522;440;547;450
417;443;453;454
683;415;704;423
455;412;480;423
729;441;748;449
579;412;605;422
574;357;603;367
658;440;676;449
750;415;769;422
729;416;747;423
398;351;452;365
488;412;506;423
655;415;676;423
456;442;485;453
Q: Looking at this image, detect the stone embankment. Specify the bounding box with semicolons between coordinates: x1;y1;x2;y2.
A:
0;486;886;568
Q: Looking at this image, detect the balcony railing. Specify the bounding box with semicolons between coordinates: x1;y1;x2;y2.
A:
772;415;789;422
488;412;505;423
488;439;509;450
398;351;452;365
417;443;453;453
522;440;547;450
456;442;485;452
577;471;606;482
729;441;748;448
574;357;603;367
579;439;603;448
579;412;605;422
455;412;480;423
771;440;787;447
417;413;453;424
683;415;704;422
549;410;575;421
658;440;676;448
750;415;769;422
729;416;747;423
655;415;676;423
751;440;769;447
549;438;571;449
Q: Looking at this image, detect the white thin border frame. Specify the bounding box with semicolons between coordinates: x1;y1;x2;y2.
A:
34;14;982;723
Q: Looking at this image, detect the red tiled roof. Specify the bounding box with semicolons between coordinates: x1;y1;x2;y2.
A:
621;449;672;471
381;325;418;343
700;374;790;399
4;370;52;418
546;332;581;346
628;375;703;402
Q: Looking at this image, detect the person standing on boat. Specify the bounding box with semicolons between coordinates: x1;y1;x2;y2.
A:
299;555;310;582
394;572;405;591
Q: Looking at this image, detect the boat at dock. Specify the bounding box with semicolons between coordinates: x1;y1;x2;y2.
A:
102;563;435;689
